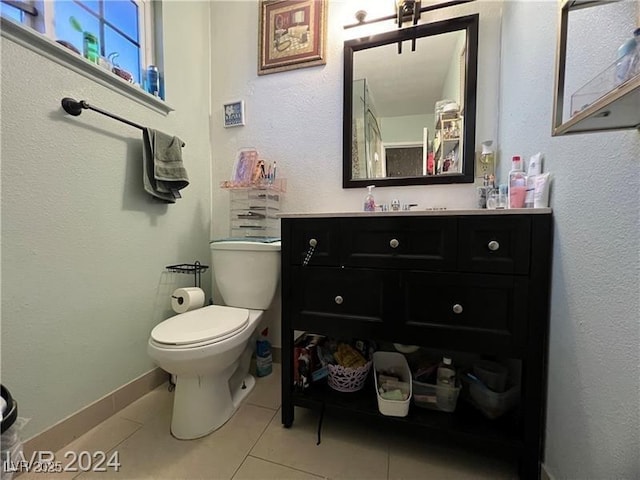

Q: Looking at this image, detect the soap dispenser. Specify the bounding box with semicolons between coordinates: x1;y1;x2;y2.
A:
364;185;376;212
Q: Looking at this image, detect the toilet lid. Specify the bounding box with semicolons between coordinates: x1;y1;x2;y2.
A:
151;305;249;346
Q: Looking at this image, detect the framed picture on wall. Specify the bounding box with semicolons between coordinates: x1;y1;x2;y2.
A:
258;0;327;75
223;100;245;128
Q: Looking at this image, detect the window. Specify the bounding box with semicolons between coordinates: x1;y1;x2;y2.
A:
1;0;159;95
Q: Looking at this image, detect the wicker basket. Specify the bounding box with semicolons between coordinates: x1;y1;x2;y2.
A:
327;360;372;392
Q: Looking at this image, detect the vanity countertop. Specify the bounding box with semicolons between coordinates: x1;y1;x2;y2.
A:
278;208;552;218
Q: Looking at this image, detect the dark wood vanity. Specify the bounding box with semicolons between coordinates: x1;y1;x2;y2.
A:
280;210;553;479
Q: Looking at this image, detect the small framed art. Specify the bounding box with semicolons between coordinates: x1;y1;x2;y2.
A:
223;101;245;128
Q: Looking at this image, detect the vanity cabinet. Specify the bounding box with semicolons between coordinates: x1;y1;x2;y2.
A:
280;211;553;479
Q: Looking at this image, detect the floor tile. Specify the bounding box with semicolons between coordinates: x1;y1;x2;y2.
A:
246;363;281;410
388;432;517;480
232;456;325;480
18;415;142;480
77;403;276;480
250;408;389;480
116;381;174;425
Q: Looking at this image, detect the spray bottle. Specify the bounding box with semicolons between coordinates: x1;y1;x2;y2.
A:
364;185;376;212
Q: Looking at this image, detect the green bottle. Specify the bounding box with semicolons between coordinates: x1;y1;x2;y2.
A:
83;32;99;64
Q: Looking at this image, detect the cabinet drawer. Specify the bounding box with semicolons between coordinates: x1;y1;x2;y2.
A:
458;216;531;274
288;218;341;266
342;217;457;270
290;267;394;337
399;272;528;352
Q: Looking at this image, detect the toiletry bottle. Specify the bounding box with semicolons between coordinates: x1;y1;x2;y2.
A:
436;356;457;410
525;153;542;208
616;28;640;84
508;156;527;209
364;185;376;212
627;28;640;80
436;357;456;387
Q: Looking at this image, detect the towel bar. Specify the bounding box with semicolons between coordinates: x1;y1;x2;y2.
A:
61;97;145;131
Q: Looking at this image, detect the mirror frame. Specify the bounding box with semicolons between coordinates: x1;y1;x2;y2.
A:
343;14;479;188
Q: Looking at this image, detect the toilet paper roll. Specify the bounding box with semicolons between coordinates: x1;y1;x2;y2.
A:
171;287;205;314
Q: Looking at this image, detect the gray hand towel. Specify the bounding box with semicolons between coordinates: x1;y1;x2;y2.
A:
142;128;189;203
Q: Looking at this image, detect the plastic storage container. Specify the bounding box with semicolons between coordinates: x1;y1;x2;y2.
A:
412;379;461;412
463;376;520;419
472;360;508;393
373;351;412;417
229;188;281;239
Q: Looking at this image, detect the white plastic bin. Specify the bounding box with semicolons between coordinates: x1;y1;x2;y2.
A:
373;351;411;417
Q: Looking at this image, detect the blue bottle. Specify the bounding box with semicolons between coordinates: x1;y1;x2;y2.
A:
256;328;272;377
146;65;160;97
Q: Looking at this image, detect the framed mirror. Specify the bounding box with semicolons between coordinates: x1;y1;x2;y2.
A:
343;14;478;188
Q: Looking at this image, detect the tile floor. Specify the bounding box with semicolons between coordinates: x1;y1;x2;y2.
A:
20;364;517;479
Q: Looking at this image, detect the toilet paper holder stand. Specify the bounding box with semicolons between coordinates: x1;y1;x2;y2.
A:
166;261;209;288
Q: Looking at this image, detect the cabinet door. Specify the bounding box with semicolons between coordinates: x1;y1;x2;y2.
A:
458;216;531;275
399;272;528;354
290;266;396;338
288;218;341;266
342;217;457;270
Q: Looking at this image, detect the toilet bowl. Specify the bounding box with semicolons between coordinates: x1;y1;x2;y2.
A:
147;240;280;440
148;305;262;439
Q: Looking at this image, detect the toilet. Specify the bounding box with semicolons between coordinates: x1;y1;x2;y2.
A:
147;240;281;439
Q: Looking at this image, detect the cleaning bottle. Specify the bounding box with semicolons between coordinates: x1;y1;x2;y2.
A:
508;155;527;209
256;328;272;377
364;185;376;212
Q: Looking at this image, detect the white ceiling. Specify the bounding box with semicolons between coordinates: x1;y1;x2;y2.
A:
353;30;464;118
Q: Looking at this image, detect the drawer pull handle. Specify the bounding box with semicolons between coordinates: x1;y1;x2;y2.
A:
335;296;344;305
488;240;500;251
389;238;400;249
452;304;463;314
303;239;317;266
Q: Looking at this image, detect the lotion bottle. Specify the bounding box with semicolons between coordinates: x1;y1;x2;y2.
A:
364;185;376;212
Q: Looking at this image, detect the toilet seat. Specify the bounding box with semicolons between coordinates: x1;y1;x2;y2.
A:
151;305;249;349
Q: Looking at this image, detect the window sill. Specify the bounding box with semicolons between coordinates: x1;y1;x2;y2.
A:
1;17;173;115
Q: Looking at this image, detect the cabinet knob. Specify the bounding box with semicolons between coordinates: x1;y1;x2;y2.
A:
452;304;463;314
309;238;318;247
488;240;500;251
389;238;400;249
335;295;344;305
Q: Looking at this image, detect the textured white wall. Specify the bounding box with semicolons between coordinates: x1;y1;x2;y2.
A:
209;1;502;348
210;0;503;234
498;2;640;478
1;2;212;440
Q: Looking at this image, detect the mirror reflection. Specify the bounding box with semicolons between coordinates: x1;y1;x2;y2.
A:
344;15;478;188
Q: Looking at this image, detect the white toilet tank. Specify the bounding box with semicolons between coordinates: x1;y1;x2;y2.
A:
210;240;281;310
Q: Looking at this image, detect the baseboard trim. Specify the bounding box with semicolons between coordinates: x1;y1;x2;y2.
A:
23;368;168;457
272;346;281;364
541;463;554;480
